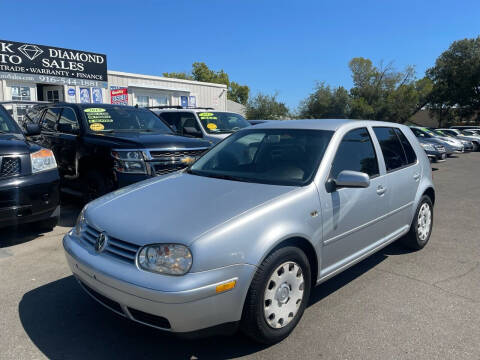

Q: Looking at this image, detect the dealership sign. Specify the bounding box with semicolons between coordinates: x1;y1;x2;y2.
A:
0;40;108;88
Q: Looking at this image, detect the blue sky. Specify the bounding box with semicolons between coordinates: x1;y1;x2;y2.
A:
1;0;479;109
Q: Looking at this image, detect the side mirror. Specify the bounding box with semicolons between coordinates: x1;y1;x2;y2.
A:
331;170;370;190
57;123;78;134
183;126;202;137
24;123;41;136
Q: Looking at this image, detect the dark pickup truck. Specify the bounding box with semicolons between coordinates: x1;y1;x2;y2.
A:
24;103;210;201
0;105;60;229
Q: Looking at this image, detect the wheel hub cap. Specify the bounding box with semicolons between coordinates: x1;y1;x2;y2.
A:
263;261;305;329
417;203;432;241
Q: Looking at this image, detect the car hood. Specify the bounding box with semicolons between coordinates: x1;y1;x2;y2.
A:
0;133;30;154
86;132;211;149
86;173;297;246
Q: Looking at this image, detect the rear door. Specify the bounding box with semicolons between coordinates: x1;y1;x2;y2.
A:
372;127;420;232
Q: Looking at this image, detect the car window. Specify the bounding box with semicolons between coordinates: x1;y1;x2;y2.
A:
373;127;408;172
331;127;379;179
0;105;21;133
82;106;173;133
197;112;250;134
42;108;62;131
190;129;333;186
58;107;79;131
394;128;417;164
159;112;179;130
25;107;45;124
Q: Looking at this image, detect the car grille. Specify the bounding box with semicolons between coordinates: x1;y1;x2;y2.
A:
434;145;446;152
153;163;186;176
149;149;206;159
0;157;21;178
81;224;140;264
148;148;208;176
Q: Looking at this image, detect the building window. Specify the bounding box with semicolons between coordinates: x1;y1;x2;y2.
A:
11;86;31;101
136;95;149;107
47;90;60;102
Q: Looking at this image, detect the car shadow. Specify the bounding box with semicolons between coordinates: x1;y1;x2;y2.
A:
431;167;439;171
0;204;80;248
19;276;266;360
19;242;410;359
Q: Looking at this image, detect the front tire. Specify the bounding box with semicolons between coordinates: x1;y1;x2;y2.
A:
401;195;433;250
81;170;113;203
241;246;311;344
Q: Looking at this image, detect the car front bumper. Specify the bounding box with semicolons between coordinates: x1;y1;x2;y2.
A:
0;169;60;228
63;232;256;333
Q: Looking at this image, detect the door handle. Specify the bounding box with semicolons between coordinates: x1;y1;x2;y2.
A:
376;185;387;196
413;173;420;181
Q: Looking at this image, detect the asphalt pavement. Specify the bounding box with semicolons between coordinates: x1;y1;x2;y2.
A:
0;153;479;360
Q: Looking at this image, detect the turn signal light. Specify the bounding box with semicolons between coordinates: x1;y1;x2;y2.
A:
216;280;236;293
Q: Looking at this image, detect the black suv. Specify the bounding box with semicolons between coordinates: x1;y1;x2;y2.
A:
0;105;60;229
24;103;210;201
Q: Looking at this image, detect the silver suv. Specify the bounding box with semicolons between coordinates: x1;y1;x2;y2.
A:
64;119;435;344
151;107;251;144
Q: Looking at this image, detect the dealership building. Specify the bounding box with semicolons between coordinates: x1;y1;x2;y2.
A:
0;39;230;122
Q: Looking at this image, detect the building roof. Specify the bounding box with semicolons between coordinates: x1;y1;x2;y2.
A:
107;70;228;89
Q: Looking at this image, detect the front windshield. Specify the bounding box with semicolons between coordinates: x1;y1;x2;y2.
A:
0;106;20;134
197;112;250;134
83;106;173;133
189;129;333;186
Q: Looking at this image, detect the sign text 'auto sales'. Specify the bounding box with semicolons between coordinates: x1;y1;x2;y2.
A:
0;40;107;87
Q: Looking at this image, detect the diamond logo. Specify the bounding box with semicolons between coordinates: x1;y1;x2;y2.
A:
18;44;44;61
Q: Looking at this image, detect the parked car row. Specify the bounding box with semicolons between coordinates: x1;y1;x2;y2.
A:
409;126;480;162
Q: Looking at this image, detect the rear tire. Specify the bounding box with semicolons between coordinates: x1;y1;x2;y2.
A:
241;246;311;344
401;195;433;250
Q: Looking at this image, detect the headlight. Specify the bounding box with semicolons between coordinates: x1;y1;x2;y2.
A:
137;244;193;275
74;206;87;236
30;148;57;173
111;150;146;174
420;143;435;151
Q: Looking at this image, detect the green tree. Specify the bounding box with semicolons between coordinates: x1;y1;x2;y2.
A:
246;92;289;120
298;82;350;118
348;57;430;123
163;62;250;105
426;37;480;124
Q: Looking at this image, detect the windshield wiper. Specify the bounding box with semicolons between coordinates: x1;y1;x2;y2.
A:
187;169;255;183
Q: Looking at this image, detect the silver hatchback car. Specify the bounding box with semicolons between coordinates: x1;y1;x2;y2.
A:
63;119;435;344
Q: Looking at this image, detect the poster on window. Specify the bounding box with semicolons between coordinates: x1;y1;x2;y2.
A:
189;96;196;107
80;88;91;103
92;88;103;103
110;87;128;105
181;96;188;108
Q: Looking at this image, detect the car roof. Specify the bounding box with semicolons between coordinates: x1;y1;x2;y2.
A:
251;119;408;132
152;108;235;113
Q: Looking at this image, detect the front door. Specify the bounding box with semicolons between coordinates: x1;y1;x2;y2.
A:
43;86;64;102
54;107;80;176
319;127;389;276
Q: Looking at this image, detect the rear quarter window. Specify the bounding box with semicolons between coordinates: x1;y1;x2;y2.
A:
394;128;417;164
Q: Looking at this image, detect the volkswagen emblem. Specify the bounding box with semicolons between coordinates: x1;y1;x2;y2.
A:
95;232;108;253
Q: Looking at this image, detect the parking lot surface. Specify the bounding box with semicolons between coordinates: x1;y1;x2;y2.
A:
1;153;479;360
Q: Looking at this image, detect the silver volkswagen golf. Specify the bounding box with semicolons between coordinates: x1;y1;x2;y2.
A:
64;119;435;344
